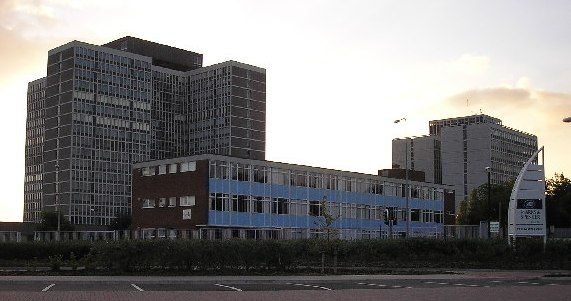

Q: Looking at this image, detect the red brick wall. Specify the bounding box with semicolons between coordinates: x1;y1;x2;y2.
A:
131;159;209;229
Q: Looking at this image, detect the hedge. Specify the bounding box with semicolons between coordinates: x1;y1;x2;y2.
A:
1;238;570;273
0;241;91;261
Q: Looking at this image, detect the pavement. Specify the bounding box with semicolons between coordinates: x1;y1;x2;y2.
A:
0;270;569;300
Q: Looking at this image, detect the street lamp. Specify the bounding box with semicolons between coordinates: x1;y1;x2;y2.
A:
485;166;491;239
55;163;60;241
394;117;410;237
564;117;571;123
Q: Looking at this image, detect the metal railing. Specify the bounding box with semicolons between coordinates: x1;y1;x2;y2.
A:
0;231;22;242
443;225;481;239
8;226;568;242
26;227;444;242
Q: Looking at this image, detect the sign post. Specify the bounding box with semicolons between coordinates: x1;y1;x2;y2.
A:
507;147;546;246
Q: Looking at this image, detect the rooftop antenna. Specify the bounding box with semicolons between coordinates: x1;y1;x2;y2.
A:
466;97;477;115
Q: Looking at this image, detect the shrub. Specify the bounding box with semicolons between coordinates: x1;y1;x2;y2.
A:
1;238;570;272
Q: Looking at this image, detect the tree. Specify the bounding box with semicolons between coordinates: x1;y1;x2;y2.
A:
313;197;340;274
314;197;339;240
456;181;513;226
108;212;132;230
546;173;571;227
36;211;74;231
458;173;571;228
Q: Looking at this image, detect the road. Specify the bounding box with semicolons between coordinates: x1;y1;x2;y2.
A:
0;270;569;300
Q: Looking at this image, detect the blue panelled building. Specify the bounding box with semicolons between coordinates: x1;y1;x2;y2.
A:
132;154;454;239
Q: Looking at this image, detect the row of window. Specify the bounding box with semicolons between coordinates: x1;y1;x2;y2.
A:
208;193;443;223
142;196;196;208
142;161;196;176
208;160;445;201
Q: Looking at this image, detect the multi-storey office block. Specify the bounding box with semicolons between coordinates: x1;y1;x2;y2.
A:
186;61;266;160
150;67;188;160
392;135;442;184
24;78;46;222
40;41;155;225
24;37;266;225
105;37;202;161
393;114;537;209
132;155;451;239
440;121;537;207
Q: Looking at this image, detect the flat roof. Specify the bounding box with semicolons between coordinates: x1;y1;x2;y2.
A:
133;154;454;190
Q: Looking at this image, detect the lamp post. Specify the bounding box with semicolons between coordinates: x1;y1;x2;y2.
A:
55;163;60;241
394;117;410;237
485;166;491;239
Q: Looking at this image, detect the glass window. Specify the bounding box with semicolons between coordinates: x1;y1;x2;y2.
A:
180;196;195;206
142;167;151;176
180;161;196;172
435;211;443;223
411;209;420;221
237;195;249;212
169;163;177;174
309;201;320;216
253;197;264;213
142;199;155;208
253;166;267;183
168;197;176;207
158;198;166;207
158;165;166;175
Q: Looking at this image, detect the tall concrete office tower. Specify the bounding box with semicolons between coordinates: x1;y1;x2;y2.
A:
23;37;266;225
185;61;266;160
24;78;46;222
393;114;537;209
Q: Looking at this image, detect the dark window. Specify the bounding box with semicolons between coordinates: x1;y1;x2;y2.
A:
309;201;320;216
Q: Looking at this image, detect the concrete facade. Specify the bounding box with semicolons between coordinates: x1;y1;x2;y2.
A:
23;37;266;225
392;135;441;184
393;114;537;209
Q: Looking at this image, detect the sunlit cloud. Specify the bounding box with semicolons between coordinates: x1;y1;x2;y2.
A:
436;82;571;177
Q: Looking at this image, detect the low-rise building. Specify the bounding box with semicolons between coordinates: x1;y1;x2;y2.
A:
132;154;454;239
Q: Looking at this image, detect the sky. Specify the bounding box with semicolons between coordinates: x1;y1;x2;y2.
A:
1;0;570;222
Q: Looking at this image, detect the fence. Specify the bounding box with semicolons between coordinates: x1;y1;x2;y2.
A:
28;226;443;242
34;231;126;242
0;231;22;242
443;225;482;239
8;226;570;242
551;228;571;239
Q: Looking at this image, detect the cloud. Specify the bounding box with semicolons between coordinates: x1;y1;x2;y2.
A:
0;1;85;84
1;0;55;32
443;82;571;118
0;0;83;40
435;82;571;176
445;87;533;107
